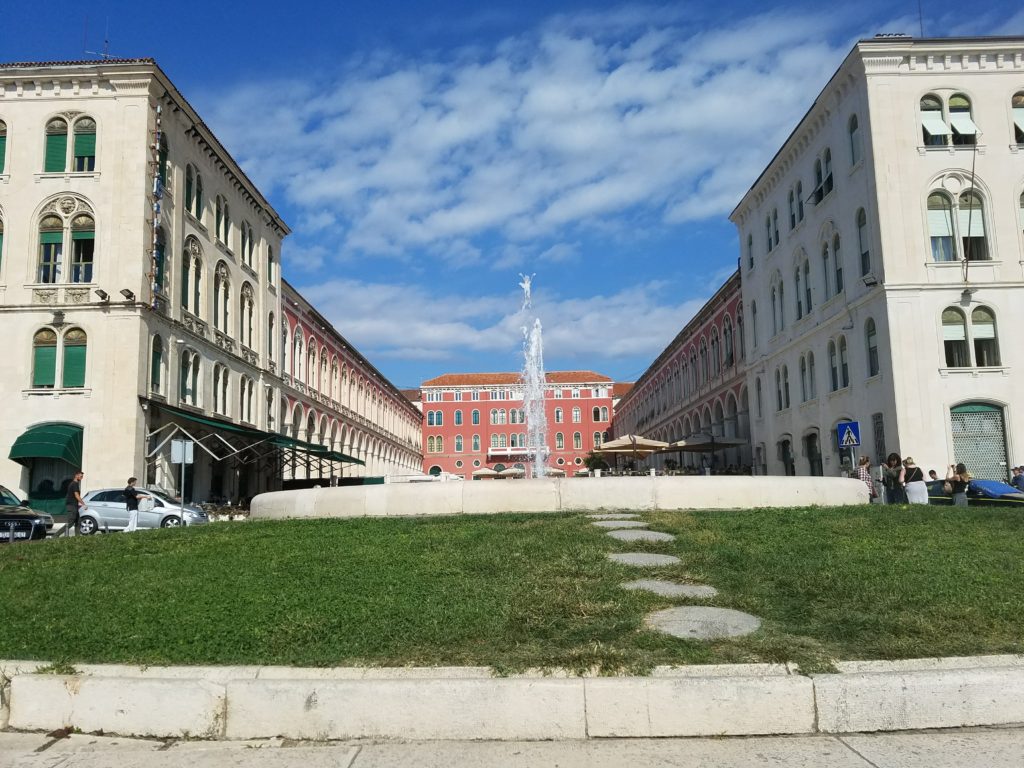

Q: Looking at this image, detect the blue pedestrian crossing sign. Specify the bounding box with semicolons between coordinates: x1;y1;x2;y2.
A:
837;421;861;448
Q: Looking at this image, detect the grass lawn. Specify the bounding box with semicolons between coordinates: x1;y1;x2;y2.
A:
1;506;1022;673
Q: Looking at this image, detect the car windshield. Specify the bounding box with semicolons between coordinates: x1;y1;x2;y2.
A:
0;485;23;506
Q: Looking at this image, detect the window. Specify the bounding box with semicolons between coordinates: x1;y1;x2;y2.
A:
812;149;833;203
807;352;817;399
592;406;600;421
710;330;720;376
839;336;849;388
428;436;436;453
471;409;480;425
239;284;255;349
765;215;773;252
436;437;444;453
471;390;480;401
554;407;563;423
593;431;602;447
848;114;861;165
755;377;763;418
601;406;609;421
427;411;436;427
920;94;950;146
699;338;709;382
772;209;779;246
38;215;63;283
788;190;796;229
782;366;790;409
750;301;758;348
832;234;843;295
212;365;229;415
267;313;275;360
572;407;581;423
828;340;839;391
795;267;803;320
241;223;255;268
796;181;804;222
737;313;745;361
942;308;969;367
215;196;231;245
454;409;463;426
455;435;464;452
866;319;879;377
73;118;97;172
555;432;564;450
948;94;978;146
799;355;808;402
151;335;164;392
490;408;497;425
32;329;57;388
573;432;582;450
746;234;753;269
0;120;6;174
44;118;68;172
821;242;832;300
157;135;169;188
154;228;166;293
1013;92;1024;144
239;377;254;423
58;328;87;388
571;389;580;399
971;306;1000;366
770;286;778;336
553;389;563;399
472;434;481;451
723;317;734;366
856;208;870;276
775;369;783;411
267;245;275;284
435;410;443;426
498;434;507;448
927;191;988;262
213;263;231;333
454;391;462;401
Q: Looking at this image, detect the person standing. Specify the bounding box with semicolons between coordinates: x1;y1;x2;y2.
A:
946;463;971;507
123;477;151;533
903;457;928;504
856;456;877;501
64;470;85;536
882;453;906;504
1011;466;1024;493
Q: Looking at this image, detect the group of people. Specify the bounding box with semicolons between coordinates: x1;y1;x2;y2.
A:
857;454;973;507
62;471;151;536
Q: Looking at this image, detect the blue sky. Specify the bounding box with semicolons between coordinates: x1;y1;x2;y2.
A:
5;1;1023;388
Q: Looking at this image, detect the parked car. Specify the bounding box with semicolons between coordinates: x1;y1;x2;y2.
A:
927;479;1024;508
78;488;209;534
0;485;54;542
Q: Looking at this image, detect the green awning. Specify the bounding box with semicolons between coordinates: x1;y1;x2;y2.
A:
151;401;364;465
9;422;83;468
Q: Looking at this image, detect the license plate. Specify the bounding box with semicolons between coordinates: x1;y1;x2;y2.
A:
12;531;28;539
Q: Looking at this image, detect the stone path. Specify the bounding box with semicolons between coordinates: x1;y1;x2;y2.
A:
600;513;762;641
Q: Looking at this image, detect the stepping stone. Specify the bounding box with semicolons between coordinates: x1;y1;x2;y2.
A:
587;513;641;520
621;580;719;599
645;607;761;640
607;529;675;543
591;520;649;529
608;552;681;567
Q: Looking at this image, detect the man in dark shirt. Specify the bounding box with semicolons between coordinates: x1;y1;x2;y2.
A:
65;470;84;536
123;477;151;532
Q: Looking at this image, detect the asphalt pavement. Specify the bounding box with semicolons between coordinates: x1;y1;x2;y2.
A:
1;727;1022;767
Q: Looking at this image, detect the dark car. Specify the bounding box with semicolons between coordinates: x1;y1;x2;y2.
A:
928;479;1024;508
0;485;52;543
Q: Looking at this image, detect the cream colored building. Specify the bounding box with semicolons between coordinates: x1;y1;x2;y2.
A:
0;59;420;516
731;35;1024;480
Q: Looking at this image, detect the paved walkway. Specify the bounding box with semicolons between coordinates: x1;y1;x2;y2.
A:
2;728;1022;767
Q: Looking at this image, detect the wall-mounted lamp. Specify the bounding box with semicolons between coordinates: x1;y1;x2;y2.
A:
94;289;109;302
120;289;136;301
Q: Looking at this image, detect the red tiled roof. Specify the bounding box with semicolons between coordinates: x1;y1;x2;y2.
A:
399;389;421;403
422;371;613;387
612;382;635;398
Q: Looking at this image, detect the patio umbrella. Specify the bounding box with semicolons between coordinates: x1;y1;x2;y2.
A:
596;434;669;467
663;435;747;453
498;467;525;477
472;467;499;478
545;467;566;476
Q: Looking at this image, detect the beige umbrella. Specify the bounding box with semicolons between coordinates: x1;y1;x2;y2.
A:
545;467;566;476
498;467;525;477
598;434;669;452
472;467;499;477
663;435;747;453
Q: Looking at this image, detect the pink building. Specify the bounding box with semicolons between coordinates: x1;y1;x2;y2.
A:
420;371;615;478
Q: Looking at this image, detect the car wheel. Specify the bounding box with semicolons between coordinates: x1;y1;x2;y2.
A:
161;515;182;528
78;516;99;536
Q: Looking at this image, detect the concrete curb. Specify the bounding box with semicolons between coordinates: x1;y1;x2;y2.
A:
2;656;1023;741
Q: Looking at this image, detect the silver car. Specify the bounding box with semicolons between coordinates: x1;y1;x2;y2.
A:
78;488;209;534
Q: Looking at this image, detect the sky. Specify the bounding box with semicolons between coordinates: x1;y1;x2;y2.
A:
4;1;1023;388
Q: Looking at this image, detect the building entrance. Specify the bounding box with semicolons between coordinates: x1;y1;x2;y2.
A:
950;403;1008;482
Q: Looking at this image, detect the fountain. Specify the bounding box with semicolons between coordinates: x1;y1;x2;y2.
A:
519;275;548;479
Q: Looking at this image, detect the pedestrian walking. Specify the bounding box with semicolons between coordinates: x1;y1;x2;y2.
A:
64;470;85;536
946;462;971;507
856;456;877;501
882;453;907;504
123;477;151;533
902;457;928;504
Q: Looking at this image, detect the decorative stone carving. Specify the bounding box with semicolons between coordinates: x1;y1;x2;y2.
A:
186;236;202;258
216;262;229;280
32;289;58;305
42;195;94;217
269;362;277;375
64;289;89;304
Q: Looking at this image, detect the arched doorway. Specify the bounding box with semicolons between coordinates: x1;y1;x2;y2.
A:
951;402;1008;481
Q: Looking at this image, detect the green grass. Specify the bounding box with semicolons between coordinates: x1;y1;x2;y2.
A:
1;506;1021;673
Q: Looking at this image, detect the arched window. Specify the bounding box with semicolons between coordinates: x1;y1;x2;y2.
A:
958;191;988;261
848;114;861;165
572;407;581;423
592;406;600;421
777;283;785;331
828;340;839;391
472;434;480;451
428;436;436;453
832;234;843;294
472;409;480;425
813;160;823;204
723;317;734;366
803;260;812;313
857;208;870;276
267;245;275;285
240;283;255;349
215;195;231;244
213;263;231;333
772;209;779;246
454;409;463;426
755;377;763;418
920;94;949;146
239;376;254;423
770;286;778;336
601;406;609;421
710;330;720;376
928;190;988;262
510;409;519;425
971;306;1000;366
795;267;803;319
267;313;275;360
823;149;833;195
185;165;204;220
151;335;164;392
44;118;69;172
61;327;87;388
38;214;63;283
1013;92;1024;144
796;181;804;221
928;192;955;262
838;336;849;388
490;408;498;425
498;434;507;448
593;431;602;447
737;313;745;360
73;118;97;172
699;338;709;382
782;366;790;409
788;189;796;229
799;355;808;402
212;364;229;415
573;432;583;450
948;94;978;146
66;214;94;283
426;411;435;428
807;352;817;399
821;242;832;300
498;409;507;425
157;135;169;188
765;215;773;252
750;302;758;348
0;120;7;174
32;328;58;388
434;410;443;427
179;350;199;405
555;432;564;450
455;435;464;452
775;369;783;411
436;437;444;453
746;233;753;269
865;319;879;377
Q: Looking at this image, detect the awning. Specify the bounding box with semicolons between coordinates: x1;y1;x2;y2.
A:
149;401;364;465
1014;108;1024;134
9;422;84;468
921;115;951;137
949;113;978;136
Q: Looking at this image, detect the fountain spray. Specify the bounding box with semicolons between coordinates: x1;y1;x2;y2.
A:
519;274;548;478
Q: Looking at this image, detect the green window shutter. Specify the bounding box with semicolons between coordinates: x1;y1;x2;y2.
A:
71;230;95;241
44;133;67;172
33;345;56;387
40;231;63;245
62;344;87;388
151;347;162;390
0;135;6;173
74;131;96;158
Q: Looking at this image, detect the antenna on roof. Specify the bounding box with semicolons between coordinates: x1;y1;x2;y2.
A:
917;0;925;37
84;16;116;59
